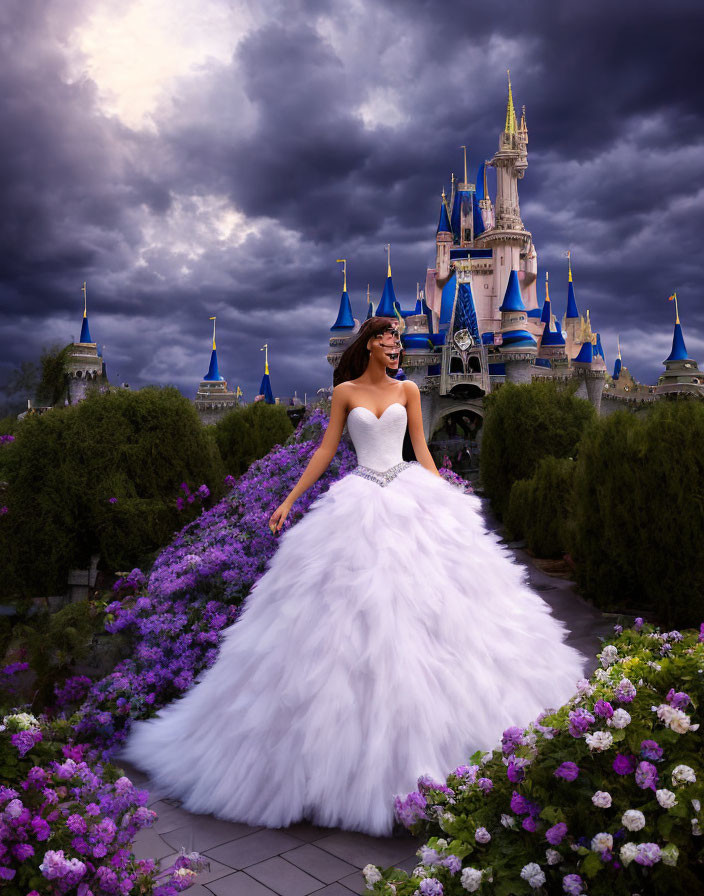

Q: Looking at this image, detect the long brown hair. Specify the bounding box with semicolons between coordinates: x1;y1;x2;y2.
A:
333;317;405;386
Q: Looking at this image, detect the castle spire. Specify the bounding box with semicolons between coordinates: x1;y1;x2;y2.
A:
505;69;518;134
258;343;274;403
203;316;224;381
330;259;355;330
565;251;579;318
376;244;399;317
540;272;551;324
665;294;690;362
437;190;452;235
613;334;622;380
79;281;93;343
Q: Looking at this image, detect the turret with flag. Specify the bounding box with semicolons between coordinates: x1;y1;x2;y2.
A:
203;317;224;381
79;281;93;344
656;292;704;396
258;343;275;404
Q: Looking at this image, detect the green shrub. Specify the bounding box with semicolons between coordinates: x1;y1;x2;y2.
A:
214;401;294;475
568;400;704;628
0;387;225;597
505;456;577;558
480;380;595;519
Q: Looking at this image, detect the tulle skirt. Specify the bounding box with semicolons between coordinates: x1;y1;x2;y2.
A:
117;463;586;836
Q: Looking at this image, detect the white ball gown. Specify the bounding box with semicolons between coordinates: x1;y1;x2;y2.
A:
118;401;586;837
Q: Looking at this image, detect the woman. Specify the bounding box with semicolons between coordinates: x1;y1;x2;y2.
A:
118;316;586;837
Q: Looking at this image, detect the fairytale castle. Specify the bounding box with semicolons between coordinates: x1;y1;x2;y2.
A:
326;75;703;443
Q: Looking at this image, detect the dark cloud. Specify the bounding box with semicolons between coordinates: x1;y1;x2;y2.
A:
1;0;703;409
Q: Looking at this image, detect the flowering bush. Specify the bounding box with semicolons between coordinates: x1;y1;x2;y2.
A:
368;619;704;895
0;712;208;895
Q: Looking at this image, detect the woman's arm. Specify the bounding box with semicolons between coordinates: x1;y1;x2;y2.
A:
269;384;349;532
404;380;441;477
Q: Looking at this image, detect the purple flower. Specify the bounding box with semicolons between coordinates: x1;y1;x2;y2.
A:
635;761;658;790
180;482;189;492
593;699;614;719
613;753;637;775
0;506;8;515
522;815;538;832
568;708;595;737
441;855;461;875
640;739;663;761
614;679;637;703
510;791;530;814
108;497;118;504
477;776;493;794
10;728;43;757
546;822;568;846
554;762;579;782
175;496;185;511
634;842;661;866
501;725;525;754
197;484;210;499
563;873;584;895
12;843;35;861
666;688;691;710
634;617;644;630
419;879;443;895
506;759;526;783
613;624;623;635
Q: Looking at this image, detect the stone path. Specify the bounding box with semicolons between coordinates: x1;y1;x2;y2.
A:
120;495;620;895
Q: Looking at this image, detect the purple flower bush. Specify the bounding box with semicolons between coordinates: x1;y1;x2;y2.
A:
372;620;704;895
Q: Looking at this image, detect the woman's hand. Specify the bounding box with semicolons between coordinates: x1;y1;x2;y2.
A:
269;498;292;535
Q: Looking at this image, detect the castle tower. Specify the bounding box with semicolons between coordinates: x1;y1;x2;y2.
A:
375;245;399;317
326;259;360;372
571;311;607;411
66;282;107;404
612;336;622;381
435;189;453;282
655;294;704;397
258;343;275;403
536;273;567;369
194;317;237;421
496;268;537;383
562;253;582;358
482;72;537;322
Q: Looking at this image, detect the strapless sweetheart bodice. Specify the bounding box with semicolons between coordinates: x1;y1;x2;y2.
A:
346;402;409;474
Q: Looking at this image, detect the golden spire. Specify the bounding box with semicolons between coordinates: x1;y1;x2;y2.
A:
505;69;518;134
336;258;347;292
545;270;549;300
617;335;622;359
261;343;269;375
384;243;391;277
567;249;573;282
82;281;87;318
461;145;468;184
209;316;216;350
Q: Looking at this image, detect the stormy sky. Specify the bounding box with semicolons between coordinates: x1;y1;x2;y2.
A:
1;0;703;404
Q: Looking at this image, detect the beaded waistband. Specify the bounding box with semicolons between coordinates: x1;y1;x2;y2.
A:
350;459;420;487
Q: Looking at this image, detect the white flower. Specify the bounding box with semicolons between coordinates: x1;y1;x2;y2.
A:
592;790;612;808
671;713;699;734
575;678;595;696
672;764;697;786
590;832;613;853
435;839;448;850
438;811;455;832
520;862;545;888
622;809;646;831
2;712;40;730
585;730;613;752
474;826;491;843
545;849;561;865
412;866;427;879
607;708;631;729
692;818;702;836
661;843;679;866
692;798;701;813
594;668;610;682
619;843;638;866
500;813;516;829
461;867;483;892
363;864;382;887
600;645;619;667
655;789;678;809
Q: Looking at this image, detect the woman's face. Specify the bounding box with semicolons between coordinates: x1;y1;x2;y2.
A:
367;326;401;369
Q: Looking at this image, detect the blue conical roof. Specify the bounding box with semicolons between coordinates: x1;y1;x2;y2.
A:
365;300;374;320
613;357;622;380
472;193;485;238
665;322;690;362
259;372;274;403
203;349;224;381
499;270;525;312
540;293;551;324
376;275;398;317
574;340;593;364
541;316;565;346
475;163;485;201
566;278;579;318
595;333;606;363
330;289;355;330
437;198;452;235
79;315;92;343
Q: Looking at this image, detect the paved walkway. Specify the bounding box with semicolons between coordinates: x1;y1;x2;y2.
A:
121;495;619;895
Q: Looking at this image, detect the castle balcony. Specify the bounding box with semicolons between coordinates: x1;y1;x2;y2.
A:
438;341;491;398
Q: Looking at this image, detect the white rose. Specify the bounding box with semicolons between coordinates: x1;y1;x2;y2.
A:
474;827;491;844
592;790;612;808
435;838;449;850
607;709;631;729
500;813;516;829
3;712;40;730
594;668;610;682
362;864;382;887
655;789;678;809
590;832;613;852
585;730;613;752
461;867;483;892
545;849;561;865
619;843;638;866
520;863;545;888
671;712;699;734
600;645;619;667
692;798;701;813
692;818;702;836
672;765;697;786
622;809;646;831
412;866;427;879
576;678;595;696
